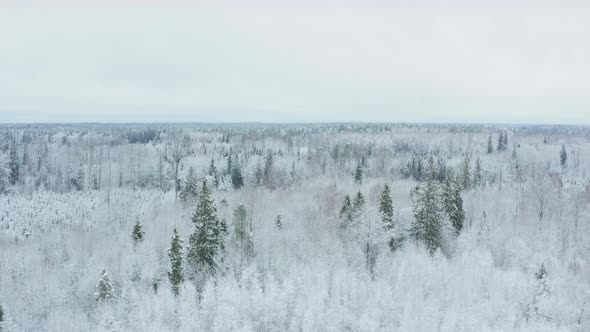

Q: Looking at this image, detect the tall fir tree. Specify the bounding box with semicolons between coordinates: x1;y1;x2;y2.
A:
231;166;244;189
354;163;363;184
187;180;224;275
208;158;219;187
379;184;400;251
442;177;465;236
411;174;443;254
352;191;366;219
487;135;494;154
497;132;505;152
8;142;19;186
560;144;567;167
168;228;184;296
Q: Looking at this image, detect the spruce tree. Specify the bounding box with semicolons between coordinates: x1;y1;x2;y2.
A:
487;135;493;154
179;166;199;203
0;304;3;325
8;142;19;186
95;269;116;303
411;174;443;254
187;180;223;275
231;166;244;189
354;163;363;184
442;177;465;236
168;228;184;296
208;158;219;187
379;185;394;230
560;144;567;167
131;219;145;245
379;184;399;251
497;132;505;152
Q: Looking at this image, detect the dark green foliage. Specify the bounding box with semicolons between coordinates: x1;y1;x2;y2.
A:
131;219;145;244
379;185;394;230
187;180;224;275
497;131;506;152
231;166;244;189
442;177;465;236
487;135;494;154
208;158;219;187
0;304;3;323
275;214;283;230
560;144;567;167
8;142;19;186
168;228;184;296
411;176;443;254
354;163;363;184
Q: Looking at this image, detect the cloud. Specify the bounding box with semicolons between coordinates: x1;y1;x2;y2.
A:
0;3;589;123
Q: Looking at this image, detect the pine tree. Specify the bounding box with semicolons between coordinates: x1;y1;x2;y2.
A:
560;144;567;167
0;304;3;325
473;157;483;187
187;180;223;275
442;177;465;236
179;166;199;203
263;152;274;188
95;269;116;303
131;219;145;245
275;214;283;230
8;142;19;186
226;153;233;175
487;135;493;154
497;132;505;152
411;175;443;254
354;163;363;184
168;228;184;296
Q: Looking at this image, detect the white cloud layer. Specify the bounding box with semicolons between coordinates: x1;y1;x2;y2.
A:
1;2;589;123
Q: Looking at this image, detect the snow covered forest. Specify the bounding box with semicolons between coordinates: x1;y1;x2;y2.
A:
0;123;589;331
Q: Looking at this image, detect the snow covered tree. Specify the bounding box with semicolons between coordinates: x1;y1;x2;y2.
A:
353;163;363;184
263;152;274;188
179;166;199;204
131;219;145;245
0;304;3;325
560;144;567;167
497;131;506;152
208;158;219;188
442;177;465;236
8;142;19;186
275;214;283;230
379;184;400;251
163;136;194;201
339;194;354;226
411;175;443;254
352;191;366;220
0;153;9;194
187;180;224;275
168;228;184;296
95;269;116;304
487;135;493;154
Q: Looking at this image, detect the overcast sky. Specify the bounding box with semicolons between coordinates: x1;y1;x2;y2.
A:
1;1;589;124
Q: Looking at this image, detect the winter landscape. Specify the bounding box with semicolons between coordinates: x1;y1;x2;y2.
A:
2;2;590;332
